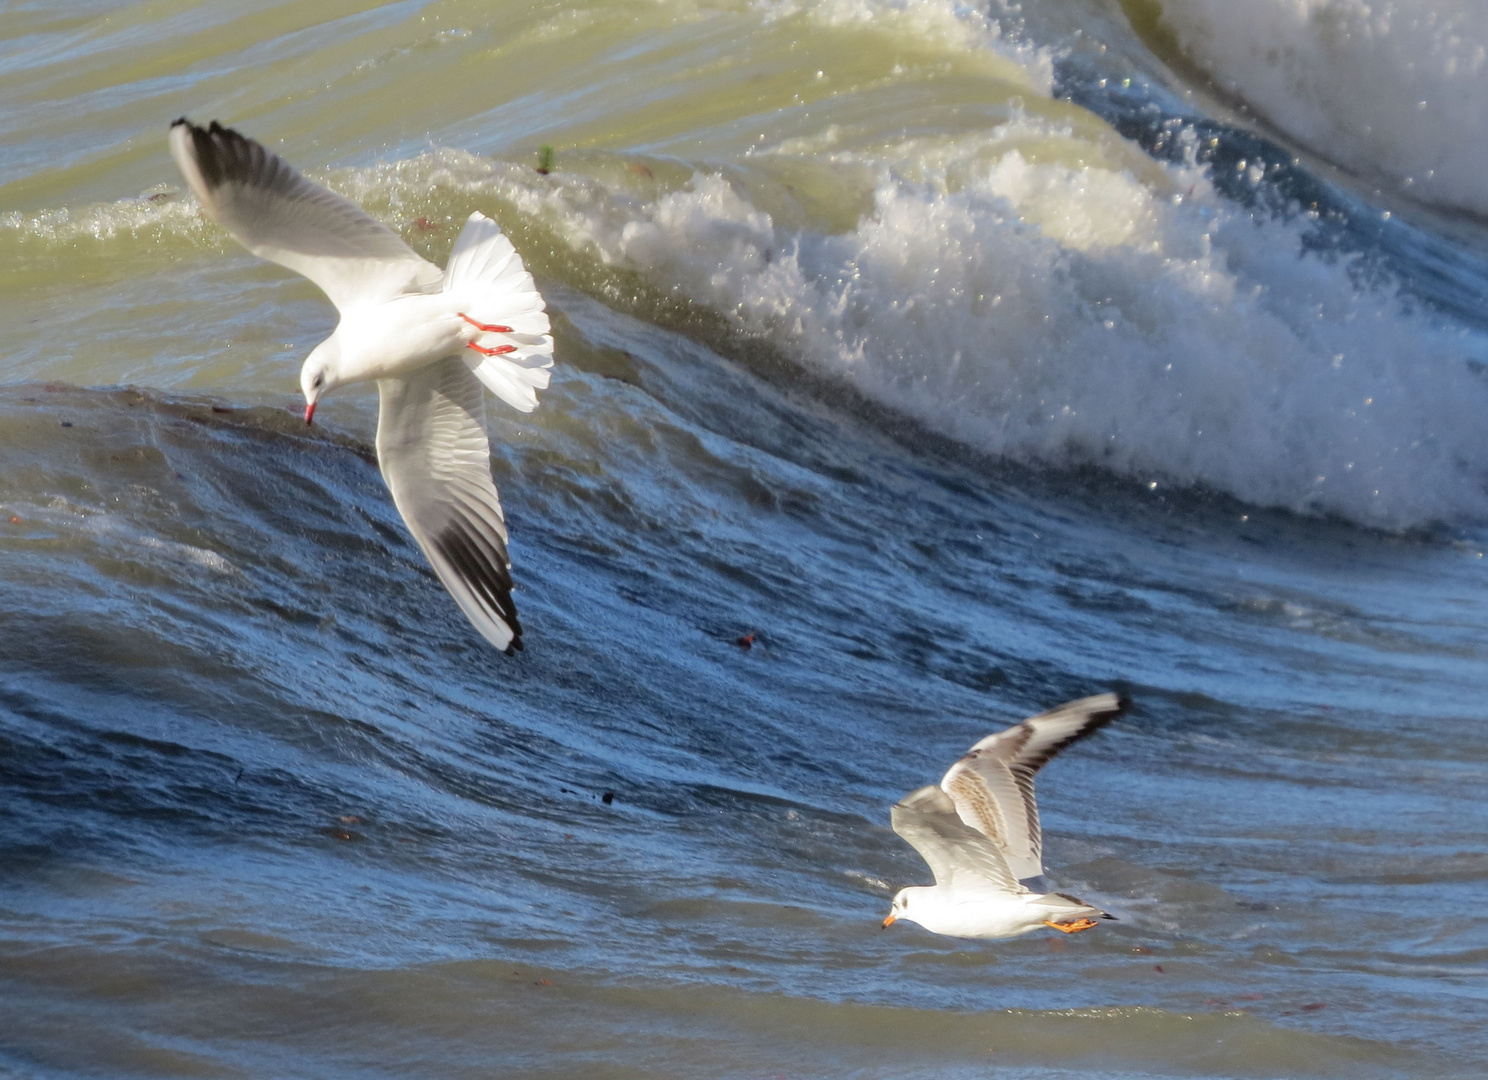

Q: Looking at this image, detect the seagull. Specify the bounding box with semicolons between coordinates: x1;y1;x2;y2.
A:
882;692;1126;939
169;118;553;655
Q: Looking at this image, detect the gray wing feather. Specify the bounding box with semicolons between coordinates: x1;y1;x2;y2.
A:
169;118;442;310
891;785;1025;896
376;357;522;654
940;693;1125;879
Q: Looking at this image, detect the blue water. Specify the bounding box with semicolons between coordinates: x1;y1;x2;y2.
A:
2;1;1487;1077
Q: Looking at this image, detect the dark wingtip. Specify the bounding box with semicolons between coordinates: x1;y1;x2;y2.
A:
1102;912;1119;920
432;517;522;656
170;116;190;129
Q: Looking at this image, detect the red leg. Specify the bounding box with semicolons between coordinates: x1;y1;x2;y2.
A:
467;342;517;357
458;312;513;333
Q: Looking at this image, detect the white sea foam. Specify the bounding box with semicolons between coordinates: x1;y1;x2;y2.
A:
450;112;1487;529
0;186;207;244
760;0;1055;91
1152;0;1488;215
21;118;1487;530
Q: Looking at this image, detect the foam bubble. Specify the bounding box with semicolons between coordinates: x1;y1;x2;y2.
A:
18;124;1486;530
491;115;1488;528
760;0;1055;91
1151;0;1488;215
0;186;207;245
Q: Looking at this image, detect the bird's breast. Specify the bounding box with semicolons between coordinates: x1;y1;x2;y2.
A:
916;894;1049;939
335;295;465;383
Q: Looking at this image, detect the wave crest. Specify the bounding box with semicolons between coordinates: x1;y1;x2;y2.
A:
1150;0;1488;216
501;116;1488;529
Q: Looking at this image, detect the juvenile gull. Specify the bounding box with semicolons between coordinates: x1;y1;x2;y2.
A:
882;692;1126;939
170;119;553;654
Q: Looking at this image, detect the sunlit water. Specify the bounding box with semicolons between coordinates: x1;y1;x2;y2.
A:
2;2;1487;1077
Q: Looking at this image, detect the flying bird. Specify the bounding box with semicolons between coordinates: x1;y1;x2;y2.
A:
169;118;553;654
882;692;1126;939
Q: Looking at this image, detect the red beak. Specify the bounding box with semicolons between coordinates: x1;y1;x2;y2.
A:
304;401;316;425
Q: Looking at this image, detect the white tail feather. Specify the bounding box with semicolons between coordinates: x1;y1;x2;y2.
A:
444;212;554;412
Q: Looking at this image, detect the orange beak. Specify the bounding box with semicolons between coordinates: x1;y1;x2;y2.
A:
304;401;316;425
881;914;896;929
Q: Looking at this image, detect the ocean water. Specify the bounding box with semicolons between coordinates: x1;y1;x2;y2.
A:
2;1;1487;1077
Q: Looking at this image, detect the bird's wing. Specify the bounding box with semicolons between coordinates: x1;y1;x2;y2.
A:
170;118;442;311
890;785;1025;896
376;356;522;653
940;693;1125;880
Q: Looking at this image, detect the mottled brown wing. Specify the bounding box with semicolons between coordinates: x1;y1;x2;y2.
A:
890;786;1024;896
940;693;1125;879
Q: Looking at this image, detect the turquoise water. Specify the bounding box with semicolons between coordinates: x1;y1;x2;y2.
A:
2;2;1487;1077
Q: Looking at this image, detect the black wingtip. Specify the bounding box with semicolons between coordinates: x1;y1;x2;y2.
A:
1102;912;1119;920
170;116;189;129
431;517;523;656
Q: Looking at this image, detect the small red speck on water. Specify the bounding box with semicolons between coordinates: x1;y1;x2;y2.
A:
414;217;439;231
534;979;553;986
1302;1002;1327;1011
1153;965;1165;973
1131;945;1152;954
9;517;18;524
736;632;756;648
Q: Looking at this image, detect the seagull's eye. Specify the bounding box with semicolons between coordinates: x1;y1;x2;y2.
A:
313;375;324;388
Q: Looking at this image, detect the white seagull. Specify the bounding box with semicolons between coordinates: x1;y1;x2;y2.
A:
882;692;1126;939
170;118;553;654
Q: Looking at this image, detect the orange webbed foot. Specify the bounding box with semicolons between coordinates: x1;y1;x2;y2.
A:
1043;918;1100;934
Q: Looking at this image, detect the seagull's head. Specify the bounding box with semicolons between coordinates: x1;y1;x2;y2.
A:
882;889;913;929
299;341;342;425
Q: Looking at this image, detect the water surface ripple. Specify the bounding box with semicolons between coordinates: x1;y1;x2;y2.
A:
2;2;1486;1077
